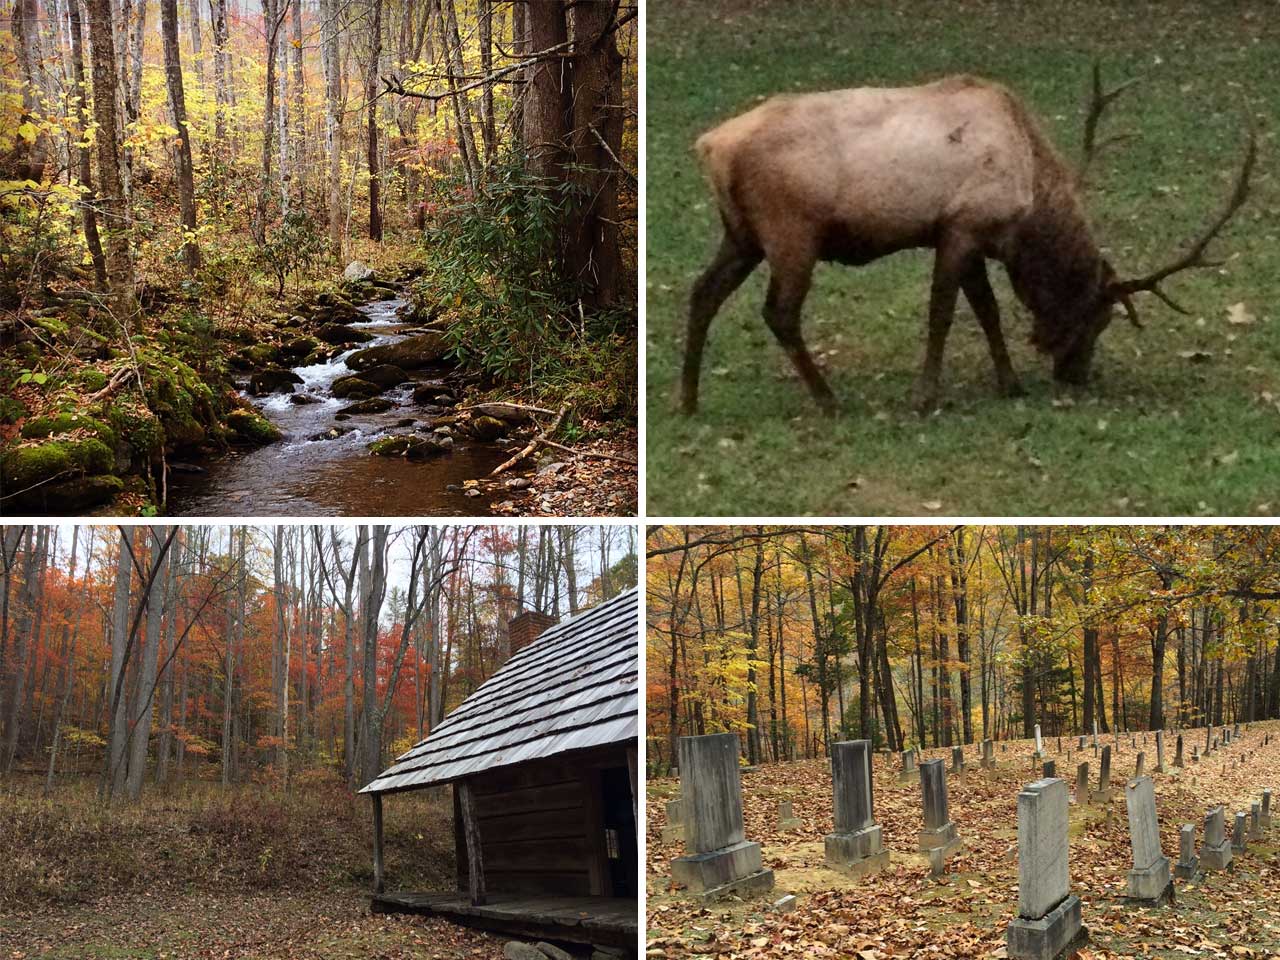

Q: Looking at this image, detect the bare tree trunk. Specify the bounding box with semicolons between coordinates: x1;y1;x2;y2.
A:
436;0;478;186
160;0;201;270
67;0;107;289
255;0;283;242
86;0;138;320
126;527;172;800
366;0;383;239
477;0;496;163
106;527;132;799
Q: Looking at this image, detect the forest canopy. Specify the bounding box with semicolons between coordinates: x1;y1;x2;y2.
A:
646;525;1280;770
0;522;637;799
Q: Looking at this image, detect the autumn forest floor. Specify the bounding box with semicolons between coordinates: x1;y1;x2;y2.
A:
0;771;511;959
647;720;1280;959
646;0;1280;516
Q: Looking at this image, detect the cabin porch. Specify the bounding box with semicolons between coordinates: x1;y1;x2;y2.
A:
370;891;637;951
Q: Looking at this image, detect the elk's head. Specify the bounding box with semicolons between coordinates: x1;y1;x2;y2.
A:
1052;65;1256;386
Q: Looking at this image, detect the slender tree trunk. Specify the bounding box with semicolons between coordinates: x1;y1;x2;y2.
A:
160;0;201;269
366;0;383;239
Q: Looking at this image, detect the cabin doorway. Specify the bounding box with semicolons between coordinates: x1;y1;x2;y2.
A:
600;766;637;897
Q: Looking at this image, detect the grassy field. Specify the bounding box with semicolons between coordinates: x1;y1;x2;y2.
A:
645;0;1280;516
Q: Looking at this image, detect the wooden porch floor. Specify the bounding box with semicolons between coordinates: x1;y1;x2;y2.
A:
370;891;637;950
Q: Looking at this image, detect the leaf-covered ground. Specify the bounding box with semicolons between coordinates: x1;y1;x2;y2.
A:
647;720;1280;958
645;0;1280;516
0;774;510;959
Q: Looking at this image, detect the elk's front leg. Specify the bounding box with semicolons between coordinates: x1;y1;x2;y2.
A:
913;243;968;412
762;262;836;415
961;261;1022;397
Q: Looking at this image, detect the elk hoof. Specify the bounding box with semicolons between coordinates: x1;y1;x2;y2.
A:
911;382;940;414
676;391;699;416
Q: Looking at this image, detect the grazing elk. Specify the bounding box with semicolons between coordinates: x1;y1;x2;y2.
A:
681;68;1255;414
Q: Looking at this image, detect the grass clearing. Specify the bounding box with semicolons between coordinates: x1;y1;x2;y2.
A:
645;0;1280;516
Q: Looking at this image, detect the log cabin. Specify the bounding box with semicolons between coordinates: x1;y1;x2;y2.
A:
360;587;639;953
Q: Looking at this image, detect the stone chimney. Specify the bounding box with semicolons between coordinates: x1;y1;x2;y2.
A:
509;609;557;657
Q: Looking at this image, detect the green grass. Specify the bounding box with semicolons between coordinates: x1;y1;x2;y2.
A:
646;0;1280;516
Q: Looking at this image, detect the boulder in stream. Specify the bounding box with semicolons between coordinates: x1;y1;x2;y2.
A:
338;397;395;415
331;377;383;400
249;367;303;395
347;332;448;371
368;435;450;459
315;323;373;346
468;415;506;441
224;408;282;444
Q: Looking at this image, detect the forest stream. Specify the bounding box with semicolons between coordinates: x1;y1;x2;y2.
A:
167;297;510;516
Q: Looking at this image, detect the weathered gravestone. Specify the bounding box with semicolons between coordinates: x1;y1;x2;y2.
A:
1043;760;1056;779
824;739;890;879
951;746;964;775
981;739;996;770
1155;731;1167;774
777;800;802;833
1174;824;1198;880
1077;736;1086;751
1006;778;1087;960
1248;803;1262;842
1134;752;1145;779
1034;724;1044;760
1231;811;1248;854
1262;789;1273;830
1124;776;1174;907
899;748;918;784
662;798;685;843
1091;746;1114;805
1192;745;1200;764
1075;763;1089;806
670;733;774;900
1173;735;1184;769
917;759;962;862
1202;806;1232;871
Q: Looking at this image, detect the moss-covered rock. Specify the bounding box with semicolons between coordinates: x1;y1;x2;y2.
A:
20;412;117;448
232;343;281;370
0;395;27;425
468;415;506;442
76;368;109;392
279;336;320;362
315;323;373;346
1;437;114;491
331;377;382;400
224;408;281;444
339;397;395;415
41;474;124;513
249;367;303;395
368;435;448;459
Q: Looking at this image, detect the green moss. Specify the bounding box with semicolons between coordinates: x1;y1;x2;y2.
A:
77;369;109;392
223;408;281;444
106;401;163;460
20;412;117;448
0;437;114;489
0;396;26;425
238;344;281;368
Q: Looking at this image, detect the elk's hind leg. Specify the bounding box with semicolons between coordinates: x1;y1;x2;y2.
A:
681;232;762;414
961;260;1022;397
762;255;837;416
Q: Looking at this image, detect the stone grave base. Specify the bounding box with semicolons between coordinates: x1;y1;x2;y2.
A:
980;759;997;770
661;824;684;843
684;868;776;903
1126;856;1175;907
1173;856;1199;881
1201;841;1232;871
825;827;890;878
778;816;802;832
671;840;769;897
917;822;962;860
1006;893;1087;960
1090;788;1115;805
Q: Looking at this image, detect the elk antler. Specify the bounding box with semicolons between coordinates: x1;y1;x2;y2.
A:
1079;62;1140;185
1110;128;1257;315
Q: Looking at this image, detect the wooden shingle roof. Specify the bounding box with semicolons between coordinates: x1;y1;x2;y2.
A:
360;587;638;795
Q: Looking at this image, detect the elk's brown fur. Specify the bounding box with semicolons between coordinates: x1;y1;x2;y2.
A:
681;71;1251;414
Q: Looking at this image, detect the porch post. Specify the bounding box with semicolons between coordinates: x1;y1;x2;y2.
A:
626;745;638;824
457;781;487;905
372;792;385;894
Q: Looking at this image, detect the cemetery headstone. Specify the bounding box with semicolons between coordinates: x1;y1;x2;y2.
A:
1231;811;1247;854
917;759;962;862
777;800;801;833
1248;802;1261;842
1202;806;1232;871
951;745;964;775
1075;762;1089;806
1155;731;1166;774
1134;752;1145;779
662;798;685;843
1124;776;1174;907
1034;724;1044;759
1173;735;1184;769
824;739;890;878
1043;760;1056;779
1005;778;1087;960
1262;789;1272;830
1174;824;1198;880
981;739;996;770
899;748;919;783
670;733;775;901
1091;746;1114;804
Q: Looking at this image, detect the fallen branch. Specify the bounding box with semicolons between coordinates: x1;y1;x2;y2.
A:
85;366;131;404
539;439;637;466
490;405;569;476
